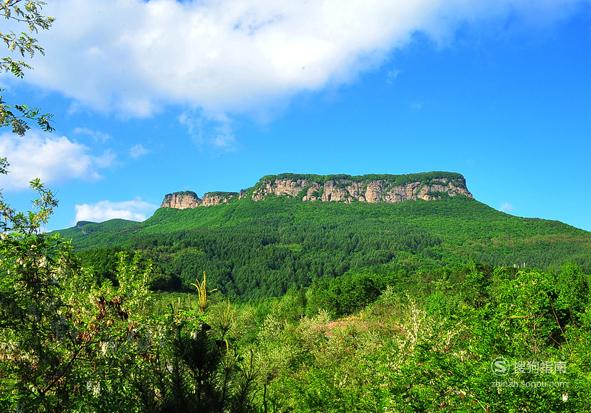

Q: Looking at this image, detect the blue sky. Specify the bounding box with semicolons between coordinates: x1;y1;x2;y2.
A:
1;0;591;231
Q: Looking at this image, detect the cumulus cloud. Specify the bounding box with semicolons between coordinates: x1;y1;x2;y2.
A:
129;143;149;159
500;202;514;213
0;133;115;190
22;0;588;119
74;199;157;223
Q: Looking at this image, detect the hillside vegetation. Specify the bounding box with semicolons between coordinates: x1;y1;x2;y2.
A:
3;181;591;412
59;196;591;298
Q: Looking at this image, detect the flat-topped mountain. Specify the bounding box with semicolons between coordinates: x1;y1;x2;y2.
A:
59;170;591;299
251;172;471;203
161;171;472;209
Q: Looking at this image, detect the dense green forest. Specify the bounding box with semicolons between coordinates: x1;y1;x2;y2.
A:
60;196;591;299
3;182;591;411
34;191;589;411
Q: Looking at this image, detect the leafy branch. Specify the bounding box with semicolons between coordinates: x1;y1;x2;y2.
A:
0;0;54;135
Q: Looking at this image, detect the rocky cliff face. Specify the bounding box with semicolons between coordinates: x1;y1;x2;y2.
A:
161;172;472;209
161;191;238;209
202;192;239;206
251;173;472;203
161;191;201;209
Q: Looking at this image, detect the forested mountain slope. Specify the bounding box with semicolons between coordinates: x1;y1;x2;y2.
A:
59;192;591;299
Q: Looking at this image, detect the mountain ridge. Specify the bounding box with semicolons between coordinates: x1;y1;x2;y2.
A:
161;171;472;209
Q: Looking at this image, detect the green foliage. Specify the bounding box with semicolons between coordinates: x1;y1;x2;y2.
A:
0;179;258;412
2;172;591;411
1;0;54;135
0;184;81;411
253;268;591;412
306;272;386;317
0;178;157;411
59;196;591;299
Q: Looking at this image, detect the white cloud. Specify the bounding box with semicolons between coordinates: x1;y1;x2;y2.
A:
0;132;115;190
129;143;149;159
21;0;588;119
74;199;157;223
500;202;514;213
73;127;111;143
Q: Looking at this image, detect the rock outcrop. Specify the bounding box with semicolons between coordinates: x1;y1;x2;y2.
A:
161;191;201;209
251;173;472;203
202;192;239;206
161;172;472;209
161;191;238;209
